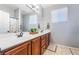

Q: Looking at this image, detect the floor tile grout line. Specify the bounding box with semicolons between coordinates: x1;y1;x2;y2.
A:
46;45;58;52
46;49;55;52
44;44;79;55
69;48;74;55
55;45;57;52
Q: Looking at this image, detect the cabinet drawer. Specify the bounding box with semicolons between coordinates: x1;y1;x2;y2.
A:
45;34;48;39
41;35;45;40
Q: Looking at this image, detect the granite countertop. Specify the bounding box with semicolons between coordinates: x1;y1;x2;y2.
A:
0;30;50;51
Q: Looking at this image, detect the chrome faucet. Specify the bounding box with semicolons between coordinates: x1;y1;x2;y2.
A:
17;32;23;37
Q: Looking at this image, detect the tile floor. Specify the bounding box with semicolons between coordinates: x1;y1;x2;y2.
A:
44;43;79;55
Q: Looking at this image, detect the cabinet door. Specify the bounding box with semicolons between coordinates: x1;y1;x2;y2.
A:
45;34;49;48
4;41;31;55
41;45;46;54
32;37;41;55
41;35;46;47
27;41;31;55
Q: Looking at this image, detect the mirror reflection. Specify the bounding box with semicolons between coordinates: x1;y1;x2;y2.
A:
0;4;39;34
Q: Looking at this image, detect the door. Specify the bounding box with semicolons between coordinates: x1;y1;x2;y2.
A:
9;18;18;33
0;10;9;33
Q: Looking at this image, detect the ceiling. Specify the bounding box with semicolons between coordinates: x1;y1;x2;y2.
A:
3;4;53;15
4;4;34;15
41;4;53;8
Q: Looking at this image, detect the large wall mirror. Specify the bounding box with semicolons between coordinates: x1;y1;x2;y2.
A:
0;4;40;34
0;10;20;34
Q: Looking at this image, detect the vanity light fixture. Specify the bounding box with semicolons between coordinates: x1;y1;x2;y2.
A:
25;4;40;14
25;4;44;17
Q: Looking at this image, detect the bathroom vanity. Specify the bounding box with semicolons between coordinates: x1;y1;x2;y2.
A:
0;30;50;55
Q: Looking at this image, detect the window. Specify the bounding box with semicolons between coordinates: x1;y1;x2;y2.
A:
29;15;37;24
29;15;38;28
51;7;68;23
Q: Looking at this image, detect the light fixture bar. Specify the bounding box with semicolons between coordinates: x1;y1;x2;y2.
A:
25;4;39;14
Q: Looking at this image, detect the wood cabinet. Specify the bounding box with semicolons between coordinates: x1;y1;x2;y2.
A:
45;34;49;48
4;41;31;55
41;33;50;54
1;32;50;55
32;37;41;55
41;44;46;54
